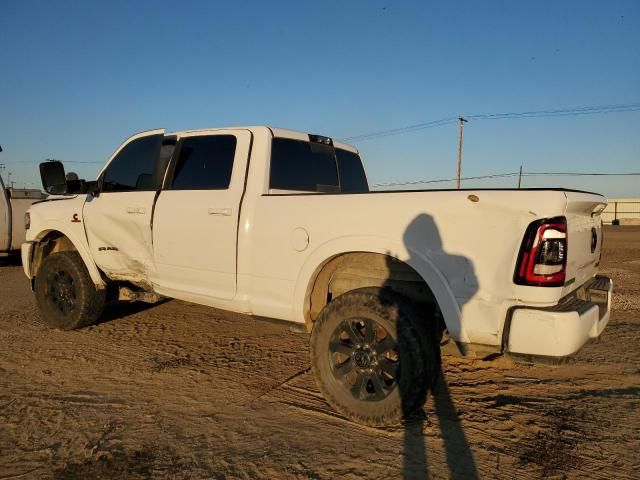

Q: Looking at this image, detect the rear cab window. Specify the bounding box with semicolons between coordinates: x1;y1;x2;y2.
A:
336;148;369;193
268;135;368;193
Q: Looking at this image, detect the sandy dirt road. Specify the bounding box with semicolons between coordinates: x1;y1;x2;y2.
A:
1;226;639;479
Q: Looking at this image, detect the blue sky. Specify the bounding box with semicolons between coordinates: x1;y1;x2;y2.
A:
1;0;638;196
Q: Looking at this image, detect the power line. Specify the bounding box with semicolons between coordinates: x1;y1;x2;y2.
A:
342;117;458;142
373;172;520;187
521;171;640;176
372;171;640;188
342;102;640;142
467;103;640;120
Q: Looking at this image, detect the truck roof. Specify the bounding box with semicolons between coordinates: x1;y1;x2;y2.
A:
166;126;359;153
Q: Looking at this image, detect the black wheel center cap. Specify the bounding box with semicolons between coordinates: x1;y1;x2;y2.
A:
353;350;371;369
58;285;72;299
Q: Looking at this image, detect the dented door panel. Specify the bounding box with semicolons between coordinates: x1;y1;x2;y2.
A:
83;191;158;284
82;129;166;285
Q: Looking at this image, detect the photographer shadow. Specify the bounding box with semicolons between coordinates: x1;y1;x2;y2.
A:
385;214;479;480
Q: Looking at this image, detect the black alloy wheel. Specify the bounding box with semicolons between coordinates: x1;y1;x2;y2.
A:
45;269;78;315
35;251;106;330
329;317;399;402
310;287;439;426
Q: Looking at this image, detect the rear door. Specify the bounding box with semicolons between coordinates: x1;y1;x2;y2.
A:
562;191;607;295
151;129;251;299
83;129;167;281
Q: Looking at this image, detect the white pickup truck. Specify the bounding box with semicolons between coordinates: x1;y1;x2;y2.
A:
22;126;612;425
1;149;47;257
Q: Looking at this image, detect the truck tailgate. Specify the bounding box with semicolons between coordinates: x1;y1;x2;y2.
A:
562;191;607;296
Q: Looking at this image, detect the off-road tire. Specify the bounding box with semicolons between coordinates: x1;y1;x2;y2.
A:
35;251;105;330
310;288;439;427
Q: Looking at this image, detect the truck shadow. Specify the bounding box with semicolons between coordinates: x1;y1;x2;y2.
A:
0;253;22;267
385;214;479;480
96;299;171;325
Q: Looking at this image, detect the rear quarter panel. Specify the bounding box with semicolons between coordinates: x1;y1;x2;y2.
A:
241;189;572;346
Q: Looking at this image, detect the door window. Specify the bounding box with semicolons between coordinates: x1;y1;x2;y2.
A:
169;135;237;190
102;135;164;192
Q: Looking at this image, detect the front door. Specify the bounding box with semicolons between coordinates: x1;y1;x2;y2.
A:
151;130;251;300
83;129;166;283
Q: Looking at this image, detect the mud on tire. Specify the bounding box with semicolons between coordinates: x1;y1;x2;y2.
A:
310;287;439;427
35;251;106;330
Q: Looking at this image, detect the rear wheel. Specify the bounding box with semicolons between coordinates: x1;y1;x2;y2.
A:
310;288;439;426
35;252;105;330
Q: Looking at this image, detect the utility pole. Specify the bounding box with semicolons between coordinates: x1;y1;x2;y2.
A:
456;117;467;190
518;165;523;189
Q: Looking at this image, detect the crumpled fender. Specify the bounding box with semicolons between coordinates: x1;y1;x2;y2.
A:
31;221;105;287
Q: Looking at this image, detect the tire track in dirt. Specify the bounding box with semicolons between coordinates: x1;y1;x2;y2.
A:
1;227;639;479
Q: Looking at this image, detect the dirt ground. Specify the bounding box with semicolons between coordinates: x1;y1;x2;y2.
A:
1;226;638;479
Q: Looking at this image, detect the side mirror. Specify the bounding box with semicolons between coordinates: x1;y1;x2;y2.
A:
39;161;68;195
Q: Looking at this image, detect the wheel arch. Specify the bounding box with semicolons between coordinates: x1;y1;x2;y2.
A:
30;227;105;287
294;237;467;342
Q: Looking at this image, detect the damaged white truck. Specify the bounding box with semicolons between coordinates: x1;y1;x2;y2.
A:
22;126;612;425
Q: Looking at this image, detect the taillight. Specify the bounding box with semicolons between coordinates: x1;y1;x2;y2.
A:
514;217;567;287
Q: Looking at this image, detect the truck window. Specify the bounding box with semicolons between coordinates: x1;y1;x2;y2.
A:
336;148;369;193
102;135;164;192
169;135;236;190
269;138;339;192
157;137;177;185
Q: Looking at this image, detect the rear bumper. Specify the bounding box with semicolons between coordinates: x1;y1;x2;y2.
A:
507;276;612;358
21;241;34;279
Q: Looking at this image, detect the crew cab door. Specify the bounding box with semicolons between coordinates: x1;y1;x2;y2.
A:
83;129;167;282
151;130;251;300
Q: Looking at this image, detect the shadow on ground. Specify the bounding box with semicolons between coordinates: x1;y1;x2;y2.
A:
95;299;171;326
388;214;479;479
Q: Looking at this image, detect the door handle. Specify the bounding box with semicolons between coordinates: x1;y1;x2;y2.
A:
126;207;146;214
208;208;232;216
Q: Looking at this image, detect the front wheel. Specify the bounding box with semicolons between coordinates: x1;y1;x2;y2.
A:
35;251;106;330
310;288;438;427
